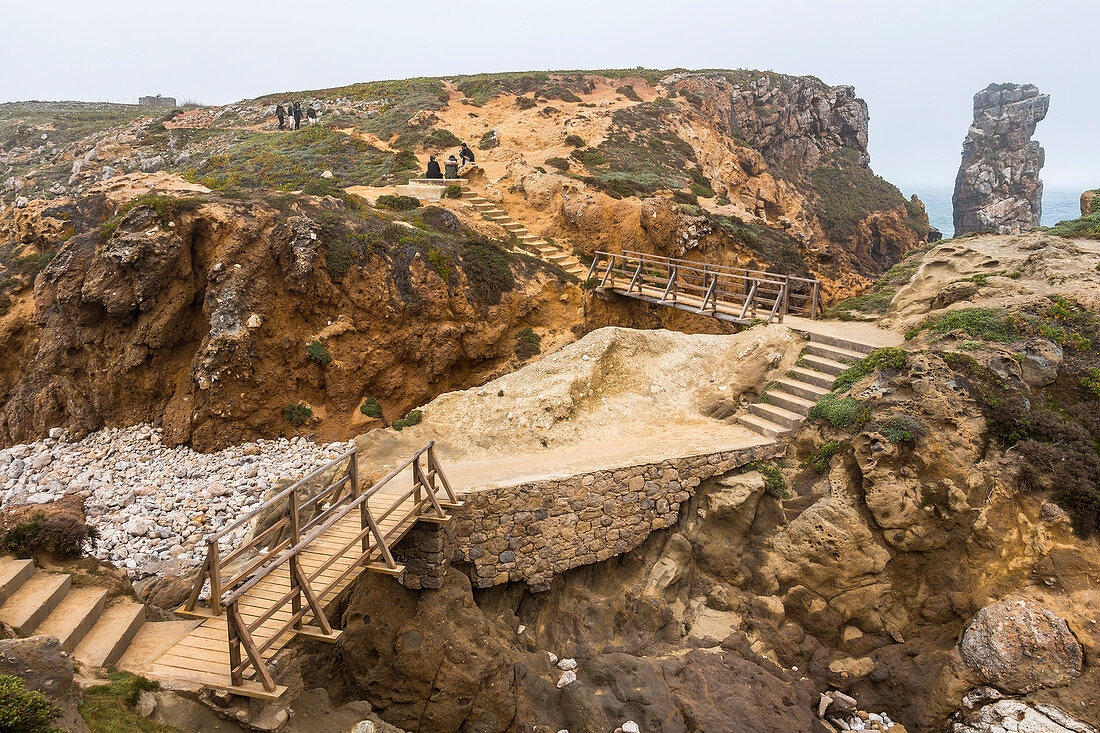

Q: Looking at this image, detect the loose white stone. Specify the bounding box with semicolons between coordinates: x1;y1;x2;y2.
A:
622;723;640;733
556;670;576;688
557;658;577;671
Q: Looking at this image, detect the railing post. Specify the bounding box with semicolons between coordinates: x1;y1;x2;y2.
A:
209;541;222;616
811;281;821;319
781;279;790;323
228;602;243;687
413;456;423;515
290;553;303;632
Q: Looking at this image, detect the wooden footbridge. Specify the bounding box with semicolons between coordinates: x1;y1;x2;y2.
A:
148;442;461;699
587;250;823;324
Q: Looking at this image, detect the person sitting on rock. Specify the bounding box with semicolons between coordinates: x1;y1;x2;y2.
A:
425;155;443;179
458;142;475;165
444;155;460;179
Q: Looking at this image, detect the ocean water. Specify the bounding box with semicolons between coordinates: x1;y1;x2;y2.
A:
906;186;1087;239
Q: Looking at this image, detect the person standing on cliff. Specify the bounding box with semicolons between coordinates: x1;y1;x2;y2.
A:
292;102;302;130
275;104;286;130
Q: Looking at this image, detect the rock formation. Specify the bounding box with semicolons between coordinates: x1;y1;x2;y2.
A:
953;83;1049;235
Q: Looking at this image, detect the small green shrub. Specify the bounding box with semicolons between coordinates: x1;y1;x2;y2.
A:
809;393;867;427
392;409;423;431
0;498;90;558
306;341;332;366
425;246;454;282
571;148;606;166
478;130;499;150
445;184;463;199
747;461;788;498
615;85;641;101
563;134;585;147
905;307;1016;342
0;674;62;733
514;327;542;360
690;182;716;198
285;403;312;426
515;96;537;110
325;242;353;281
376;194;420;211
874;414;924;443
78;672;168;733
1081;367;1100;398
545;157;570;172
360;397;383;419
462;238;516;306
801;440;844;473
831;347;908;393
422;128;461;148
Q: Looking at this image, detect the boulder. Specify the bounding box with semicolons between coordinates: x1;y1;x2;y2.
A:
952;699;1097;733
959;599;1082;693
139;156;165;173
1019;338;1063;387
0;635;89;733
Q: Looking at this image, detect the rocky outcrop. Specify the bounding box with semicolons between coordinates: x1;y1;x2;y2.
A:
0;196;582;450
1082;189;1099;217
953;83;1050;235
670;72;869;170
0;635;89;733
959;600;1083;693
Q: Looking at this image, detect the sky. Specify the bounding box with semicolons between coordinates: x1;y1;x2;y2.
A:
2;0;1098;193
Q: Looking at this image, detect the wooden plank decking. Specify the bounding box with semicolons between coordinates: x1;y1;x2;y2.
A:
140;446;458;699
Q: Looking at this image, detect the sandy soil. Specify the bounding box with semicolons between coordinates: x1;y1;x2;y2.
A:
355;325;803;490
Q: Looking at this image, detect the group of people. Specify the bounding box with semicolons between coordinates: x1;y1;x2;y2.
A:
425;143;476;179
274;102;318;130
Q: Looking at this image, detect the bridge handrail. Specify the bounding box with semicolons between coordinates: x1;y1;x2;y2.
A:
620;250;820;288
201;442;457;693
589;250;823;320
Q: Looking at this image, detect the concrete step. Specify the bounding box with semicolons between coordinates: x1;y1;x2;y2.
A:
74;599;146;669
34;586;110;652
772;377;829;402
117;620;203;672
736;413;789;439
802;354;849;376
0;557;34;604
484;211;507;218
787;367;835;390
807;332;874;355
502;223;525;231
762;389;816;416
472;202;495;211
0;572;71;634
805;342;865;364
517;234;540;241
461;192;479;199
749;402;805;429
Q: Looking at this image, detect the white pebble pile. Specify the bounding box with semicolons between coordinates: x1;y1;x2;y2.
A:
0;424;353;579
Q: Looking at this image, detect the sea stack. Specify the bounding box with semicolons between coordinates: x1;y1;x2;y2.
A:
952;83;1049;235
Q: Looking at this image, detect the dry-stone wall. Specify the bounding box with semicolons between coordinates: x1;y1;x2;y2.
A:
418;443;780;592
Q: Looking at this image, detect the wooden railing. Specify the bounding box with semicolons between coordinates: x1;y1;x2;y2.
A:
182;443;459;692
586;250;823;322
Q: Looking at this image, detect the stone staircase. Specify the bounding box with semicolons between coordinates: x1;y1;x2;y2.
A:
0;555;196;673
460;185;588;278
737;331;872;439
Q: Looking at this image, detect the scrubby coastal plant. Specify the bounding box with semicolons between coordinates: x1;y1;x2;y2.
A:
0;674;62;733
306;341;332;366
392;409;423;431
746;461;788;498
801;440;845;473
285;403;312;427
445;184;463;198
831;347;908;392
809;393;868;427
514;327;541;360
360;397;383;419
376;194;420;212
563;134;585;147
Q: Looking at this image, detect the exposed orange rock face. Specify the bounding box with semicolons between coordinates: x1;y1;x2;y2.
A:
0;197;581;451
